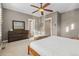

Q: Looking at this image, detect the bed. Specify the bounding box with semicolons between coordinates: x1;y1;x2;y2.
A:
28;36;79;56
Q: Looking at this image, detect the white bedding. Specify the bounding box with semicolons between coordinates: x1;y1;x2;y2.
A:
30;36;79;56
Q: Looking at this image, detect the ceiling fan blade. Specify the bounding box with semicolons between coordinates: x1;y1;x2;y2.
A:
44;9;53;12
31;5;39;8
32;10;38;13
41;11;44;15
43;3;50;9
40;3;43;8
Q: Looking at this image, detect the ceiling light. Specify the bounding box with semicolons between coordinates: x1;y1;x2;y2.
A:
39;8;44;12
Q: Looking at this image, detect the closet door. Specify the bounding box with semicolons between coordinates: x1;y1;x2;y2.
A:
45;18;52;36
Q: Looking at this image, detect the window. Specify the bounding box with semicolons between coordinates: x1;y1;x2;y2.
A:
71;23;74;30
28;19;35;35
66;26;69;32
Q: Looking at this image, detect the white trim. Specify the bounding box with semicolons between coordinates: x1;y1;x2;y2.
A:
42;15;45;35
45;18;52;21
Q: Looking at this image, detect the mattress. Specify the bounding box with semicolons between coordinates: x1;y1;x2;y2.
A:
30;36;79;56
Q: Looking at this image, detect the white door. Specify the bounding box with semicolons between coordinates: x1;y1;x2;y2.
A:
45;18;52;36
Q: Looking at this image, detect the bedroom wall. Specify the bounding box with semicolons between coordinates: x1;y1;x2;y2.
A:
61;8;79;38
38;9;79;38
2;8;39;40
0;3;2;42
38;8;79;38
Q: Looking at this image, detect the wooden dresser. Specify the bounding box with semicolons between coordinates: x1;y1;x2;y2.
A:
8;30;29;42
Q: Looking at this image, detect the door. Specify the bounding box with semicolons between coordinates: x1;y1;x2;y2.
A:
45;19;52;36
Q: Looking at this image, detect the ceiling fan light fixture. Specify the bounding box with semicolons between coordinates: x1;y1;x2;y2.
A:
31;3;53;15
39;8;44;12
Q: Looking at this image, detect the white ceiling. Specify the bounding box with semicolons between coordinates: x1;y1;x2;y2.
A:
2;3;79;17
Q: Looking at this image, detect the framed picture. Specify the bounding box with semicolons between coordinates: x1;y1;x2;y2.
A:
12;20;25;30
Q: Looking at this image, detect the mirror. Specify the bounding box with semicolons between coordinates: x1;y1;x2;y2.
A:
12;20;25;30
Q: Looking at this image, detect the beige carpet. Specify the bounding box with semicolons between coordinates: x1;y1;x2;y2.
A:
0;39;29;56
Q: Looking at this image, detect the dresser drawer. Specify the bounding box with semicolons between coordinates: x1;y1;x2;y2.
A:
8;30;29;42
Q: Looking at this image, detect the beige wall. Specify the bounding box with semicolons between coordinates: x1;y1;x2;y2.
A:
2;8;39;40
39;9;79;38
3;7;79;40
0;3;2;42
41;9;79;38
40;9;79;38
61;8;79;38
0;4;1;8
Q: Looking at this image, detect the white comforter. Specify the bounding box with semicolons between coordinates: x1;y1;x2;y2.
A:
30;36;79;56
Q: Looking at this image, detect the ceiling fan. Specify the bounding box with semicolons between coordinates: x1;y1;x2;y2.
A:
30;3;53;15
